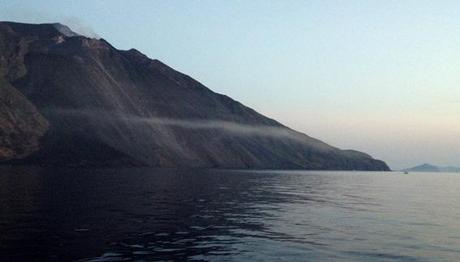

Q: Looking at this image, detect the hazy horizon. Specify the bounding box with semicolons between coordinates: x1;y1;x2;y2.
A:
1;0;459;170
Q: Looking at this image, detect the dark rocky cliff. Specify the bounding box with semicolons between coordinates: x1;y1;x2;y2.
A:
0;21;389;170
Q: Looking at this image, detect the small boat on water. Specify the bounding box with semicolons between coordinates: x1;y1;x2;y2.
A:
403;171;409;174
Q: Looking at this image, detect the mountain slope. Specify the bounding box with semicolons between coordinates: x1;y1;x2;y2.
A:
0;72;48;160
0;21;389;170
404;164;460;173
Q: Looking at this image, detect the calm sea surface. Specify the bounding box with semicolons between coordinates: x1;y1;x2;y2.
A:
0;167;459;261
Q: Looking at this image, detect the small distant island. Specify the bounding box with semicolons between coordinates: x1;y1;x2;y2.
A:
403;163;460;173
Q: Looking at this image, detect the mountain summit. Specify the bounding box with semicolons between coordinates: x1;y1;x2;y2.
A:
0;21;389;170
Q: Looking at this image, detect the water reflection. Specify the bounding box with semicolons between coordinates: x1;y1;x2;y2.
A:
1;168;460;261
0;168;310;261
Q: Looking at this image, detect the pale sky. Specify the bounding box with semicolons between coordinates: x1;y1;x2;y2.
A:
1;0;459;169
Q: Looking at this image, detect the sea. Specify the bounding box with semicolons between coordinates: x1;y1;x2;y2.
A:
1;167;459;261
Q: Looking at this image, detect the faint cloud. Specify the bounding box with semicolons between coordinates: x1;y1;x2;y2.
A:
0;8;100;39
61;17;100;39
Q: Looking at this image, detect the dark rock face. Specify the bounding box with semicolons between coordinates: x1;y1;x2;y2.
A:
0;75;48;160
0;21;389;170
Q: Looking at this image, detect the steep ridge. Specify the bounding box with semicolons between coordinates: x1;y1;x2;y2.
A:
0;21;389;170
